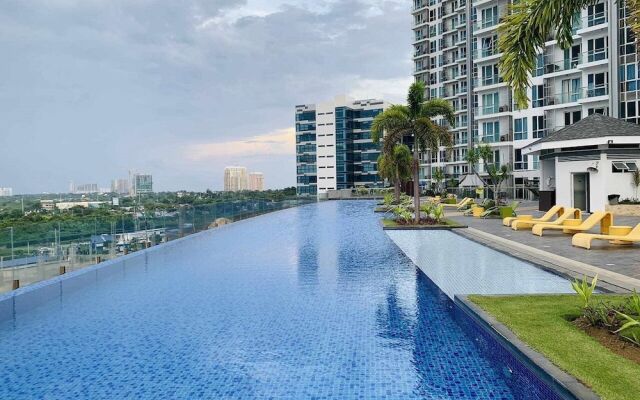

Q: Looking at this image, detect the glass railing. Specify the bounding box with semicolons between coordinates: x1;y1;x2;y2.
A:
474;16;499;30
475;104;512;116
542;85;609;106
587;11;607;28
514;161;529;171
0;194;317;294
479;76;503;87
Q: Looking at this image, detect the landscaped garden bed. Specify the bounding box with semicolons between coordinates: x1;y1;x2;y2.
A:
381;217;466;230
469;288;640;400
378;195;467;230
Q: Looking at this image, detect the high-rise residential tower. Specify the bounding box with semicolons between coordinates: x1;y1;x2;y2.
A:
248;172;264;191
224;167;248;192
413;0;631;198
295;96;389;197
130;173;153;196
0;188;13;197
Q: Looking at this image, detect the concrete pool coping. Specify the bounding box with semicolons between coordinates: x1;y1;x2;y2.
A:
455;296;600;400
454;228;640;294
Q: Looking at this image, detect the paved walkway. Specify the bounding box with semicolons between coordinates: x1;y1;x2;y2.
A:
447;203;640;292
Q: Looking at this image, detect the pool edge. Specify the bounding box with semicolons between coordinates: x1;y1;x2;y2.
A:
454;295;600;400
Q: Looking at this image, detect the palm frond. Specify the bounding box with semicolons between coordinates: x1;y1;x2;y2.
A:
407;82;426;118
371;106;411;144
420;98;455;126
498;0;598;108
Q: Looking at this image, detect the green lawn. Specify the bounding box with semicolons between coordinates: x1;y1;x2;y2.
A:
469;294;640;400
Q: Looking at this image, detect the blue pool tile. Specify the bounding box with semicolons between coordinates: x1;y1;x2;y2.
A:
13;281;61;316
60;268;98;296
0;296;12;323
0;201;564;399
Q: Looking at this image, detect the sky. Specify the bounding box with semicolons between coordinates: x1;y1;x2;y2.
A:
0;0;413;193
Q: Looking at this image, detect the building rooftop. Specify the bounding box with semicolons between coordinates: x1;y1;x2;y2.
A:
533;114;640;144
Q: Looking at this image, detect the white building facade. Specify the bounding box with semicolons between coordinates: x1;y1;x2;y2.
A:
413;0;636;198
524;114;640;212
224;167;248;192
0;188;12;197
295;96;389;197
248;172;264;191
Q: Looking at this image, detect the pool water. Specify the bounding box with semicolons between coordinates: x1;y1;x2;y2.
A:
0;201;561;399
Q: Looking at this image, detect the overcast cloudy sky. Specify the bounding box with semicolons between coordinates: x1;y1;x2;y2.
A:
0;0;413;193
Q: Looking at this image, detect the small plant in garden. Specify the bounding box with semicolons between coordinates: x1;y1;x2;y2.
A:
583;301;627;329
614;290;640;345
571;275;598;308
392;206;413;224
356;187;369;197
432;204;444;224
383;193;394;206
419;202;434;216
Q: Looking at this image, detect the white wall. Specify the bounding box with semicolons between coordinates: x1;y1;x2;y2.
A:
553;154;640;211
315;100;338;195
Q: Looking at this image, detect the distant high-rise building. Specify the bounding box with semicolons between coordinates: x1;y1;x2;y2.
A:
295;96;389;197
71;183;99;194
0;187;13;197
248;172;264;191
224;167;248;192
130;173;153;196
111;178;130;195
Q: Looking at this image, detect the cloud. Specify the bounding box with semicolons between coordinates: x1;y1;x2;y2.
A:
185;128;295;160
348;76;414;104
0;0;411;193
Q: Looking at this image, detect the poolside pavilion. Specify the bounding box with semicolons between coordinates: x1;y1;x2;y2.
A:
523;114;640;212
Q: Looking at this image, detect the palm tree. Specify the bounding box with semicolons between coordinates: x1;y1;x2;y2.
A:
377;144;413;203
465;144;511;201
432;167;445;194
499;0;640;108
372;82;454;223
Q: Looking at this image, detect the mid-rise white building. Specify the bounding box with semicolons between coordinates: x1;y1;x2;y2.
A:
224;167;248;192
295;96;389;197
248;172;264;191
0;188;13;197
413;0;635;199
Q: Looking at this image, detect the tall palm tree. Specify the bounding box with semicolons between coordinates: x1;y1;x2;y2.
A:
372;82;454;223
377;144;413;203
499;0;640;108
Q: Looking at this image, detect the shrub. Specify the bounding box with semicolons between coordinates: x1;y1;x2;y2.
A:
392;205;413;224
383;193;394;206
571;275;598;308
615;291;640;346
583;301;627;329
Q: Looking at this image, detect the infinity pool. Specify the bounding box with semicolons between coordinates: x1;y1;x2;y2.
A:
0;201;563;399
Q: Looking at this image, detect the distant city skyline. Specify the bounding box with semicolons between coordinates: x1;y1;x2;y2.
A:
0;1;410;194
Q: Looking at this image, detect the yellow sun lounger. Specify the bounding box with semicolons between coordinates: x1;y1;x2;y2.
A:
531;211;612;237
502;205;565;228
442;197;472;209
523;207;580;234
572;223;640;249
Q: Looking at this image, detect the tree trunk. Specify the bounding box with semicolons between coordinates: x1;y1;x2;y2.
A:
394;170;401;203
413;146;420;224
